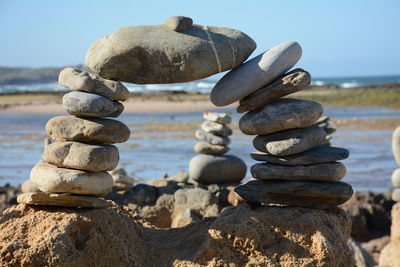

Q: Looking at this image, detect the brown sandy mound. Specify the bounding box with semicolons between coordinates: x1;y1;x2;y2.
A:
0;203;354;266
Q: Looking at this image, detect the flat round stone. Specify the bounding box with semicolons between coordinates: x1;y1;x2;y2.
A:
58;67;129;101
201;121;232;136
393;127;400;165
63;91;124;117
239;98;323;135
250;146;350;165
17;192;111;208
194;143;229;155
189;154;246;184
30;162;113;197
203;112;232;124
210;41;302;106
253;125;326;156
43;141;119;172
234;180;353;209
46;116;130;144
195;129;231;146
392;168;400;187
251;162;346;181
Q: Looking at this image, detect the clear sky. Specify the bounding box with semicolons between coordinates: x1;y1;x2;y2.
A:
1;0;399;77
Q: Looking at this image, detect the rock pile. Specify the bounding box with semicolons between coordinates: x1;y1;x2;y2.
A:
210;41;353;209
189;112;246;184
391;126;400;202
17;67;131;208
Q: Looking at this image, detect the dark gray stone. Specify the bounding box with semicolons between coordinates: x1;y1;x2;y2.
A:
128;184;158;206
253;125;326;156
250;146;350;165
234;180;353;209
239;98;323;135
195;129;231;146
250;162;346;181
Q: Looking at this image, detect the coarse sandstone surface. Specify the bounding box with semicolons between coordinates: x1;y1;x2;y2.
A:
380;203;400;266
46;116;130;144
86;23;256;84
0;203;354;266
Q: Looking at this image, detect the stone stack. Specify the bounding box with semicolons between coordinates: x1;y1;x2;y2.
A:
391;126;400;202
210;41;353;209
17;67;131;208
112;168;134;192
189;112;246;185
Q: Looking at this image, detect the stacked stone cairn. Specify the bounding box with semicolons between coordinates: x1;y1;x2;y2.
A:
189;112;246;184
210;41;353;209
391;126;400;202
112;168;134;192
17;67;131;208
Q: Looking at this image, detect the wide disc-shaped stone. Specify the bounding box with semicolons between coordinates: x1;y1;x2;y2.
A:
251;162;346;181
235;180;353;209
239;98;323;135
195;129;231;145
189;154;246;184
201;121;232;136
253;125;326;156
46;116;130;144
63;91;124;118
393;126;400;165
237;68;311;113
250;146;350;165
203;112;232;124
30;162;113;196
85;24;256;84
210;41;302;106
58;67;129;101
17;192;111;208
194;143;229;155
43;141;119;172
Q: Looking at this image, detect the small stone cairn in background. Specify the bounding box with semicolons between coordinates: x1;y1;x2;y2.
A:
17;68;131;208
391;126;400;201
112;168;134;192
189;112;247;185
210;41;353;209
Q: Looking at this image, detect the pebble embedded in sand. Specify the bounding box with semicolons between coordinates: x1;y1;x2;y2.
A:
63;91;124;117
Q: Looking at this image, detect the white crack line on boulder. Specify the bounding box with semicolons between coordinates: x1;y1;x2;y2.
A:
202;25;222;73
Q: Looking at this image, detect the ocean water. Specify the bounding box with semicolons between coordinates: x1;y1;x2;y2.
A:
0;106;399;192
1;75;400;94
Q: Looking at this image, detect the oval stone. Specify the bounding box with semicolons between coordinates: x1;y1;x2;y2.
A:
58;67;129;101
393;127;400;165
253;125;326;156
63;91;124;117
392;188;400;202
392;168;400;187
30;162;113;197
189;154;246;184
85;24;256;84
251;162;346;181
44;141;119;172
239;98;323;135
234;180;353;209
194;143;229;155
210;41;302;106
165;16;193;32
201;121;232;136
195;129;231;146
46;116;130;144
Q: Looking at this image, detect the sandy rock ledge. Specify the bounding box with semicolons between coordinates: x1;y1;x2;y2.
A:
0;204;354;266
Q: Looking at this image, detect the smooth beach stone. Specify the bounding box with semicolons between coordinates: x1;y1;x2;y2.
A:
58;67;129;101
30;162;113;197
253;125;326;156
203;112;232;124
201;121;232;136
63;91;124;118
250;146;350;165
46;116;130;144
234;180;353;209
194;142;229;155
392;127;400;165
239;98;323;135
85;23;256;84
392;188;400;202
251;162;346;181
210;41;302;106
237;68;311;113
17;192;111;208
165;16;193;31
189;154;246;184
392;168;400;187
43;141;119;172
195;129;231;146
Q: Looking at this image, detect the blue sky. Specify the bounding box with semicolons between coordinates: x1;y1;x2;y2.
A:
1;0;399;77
